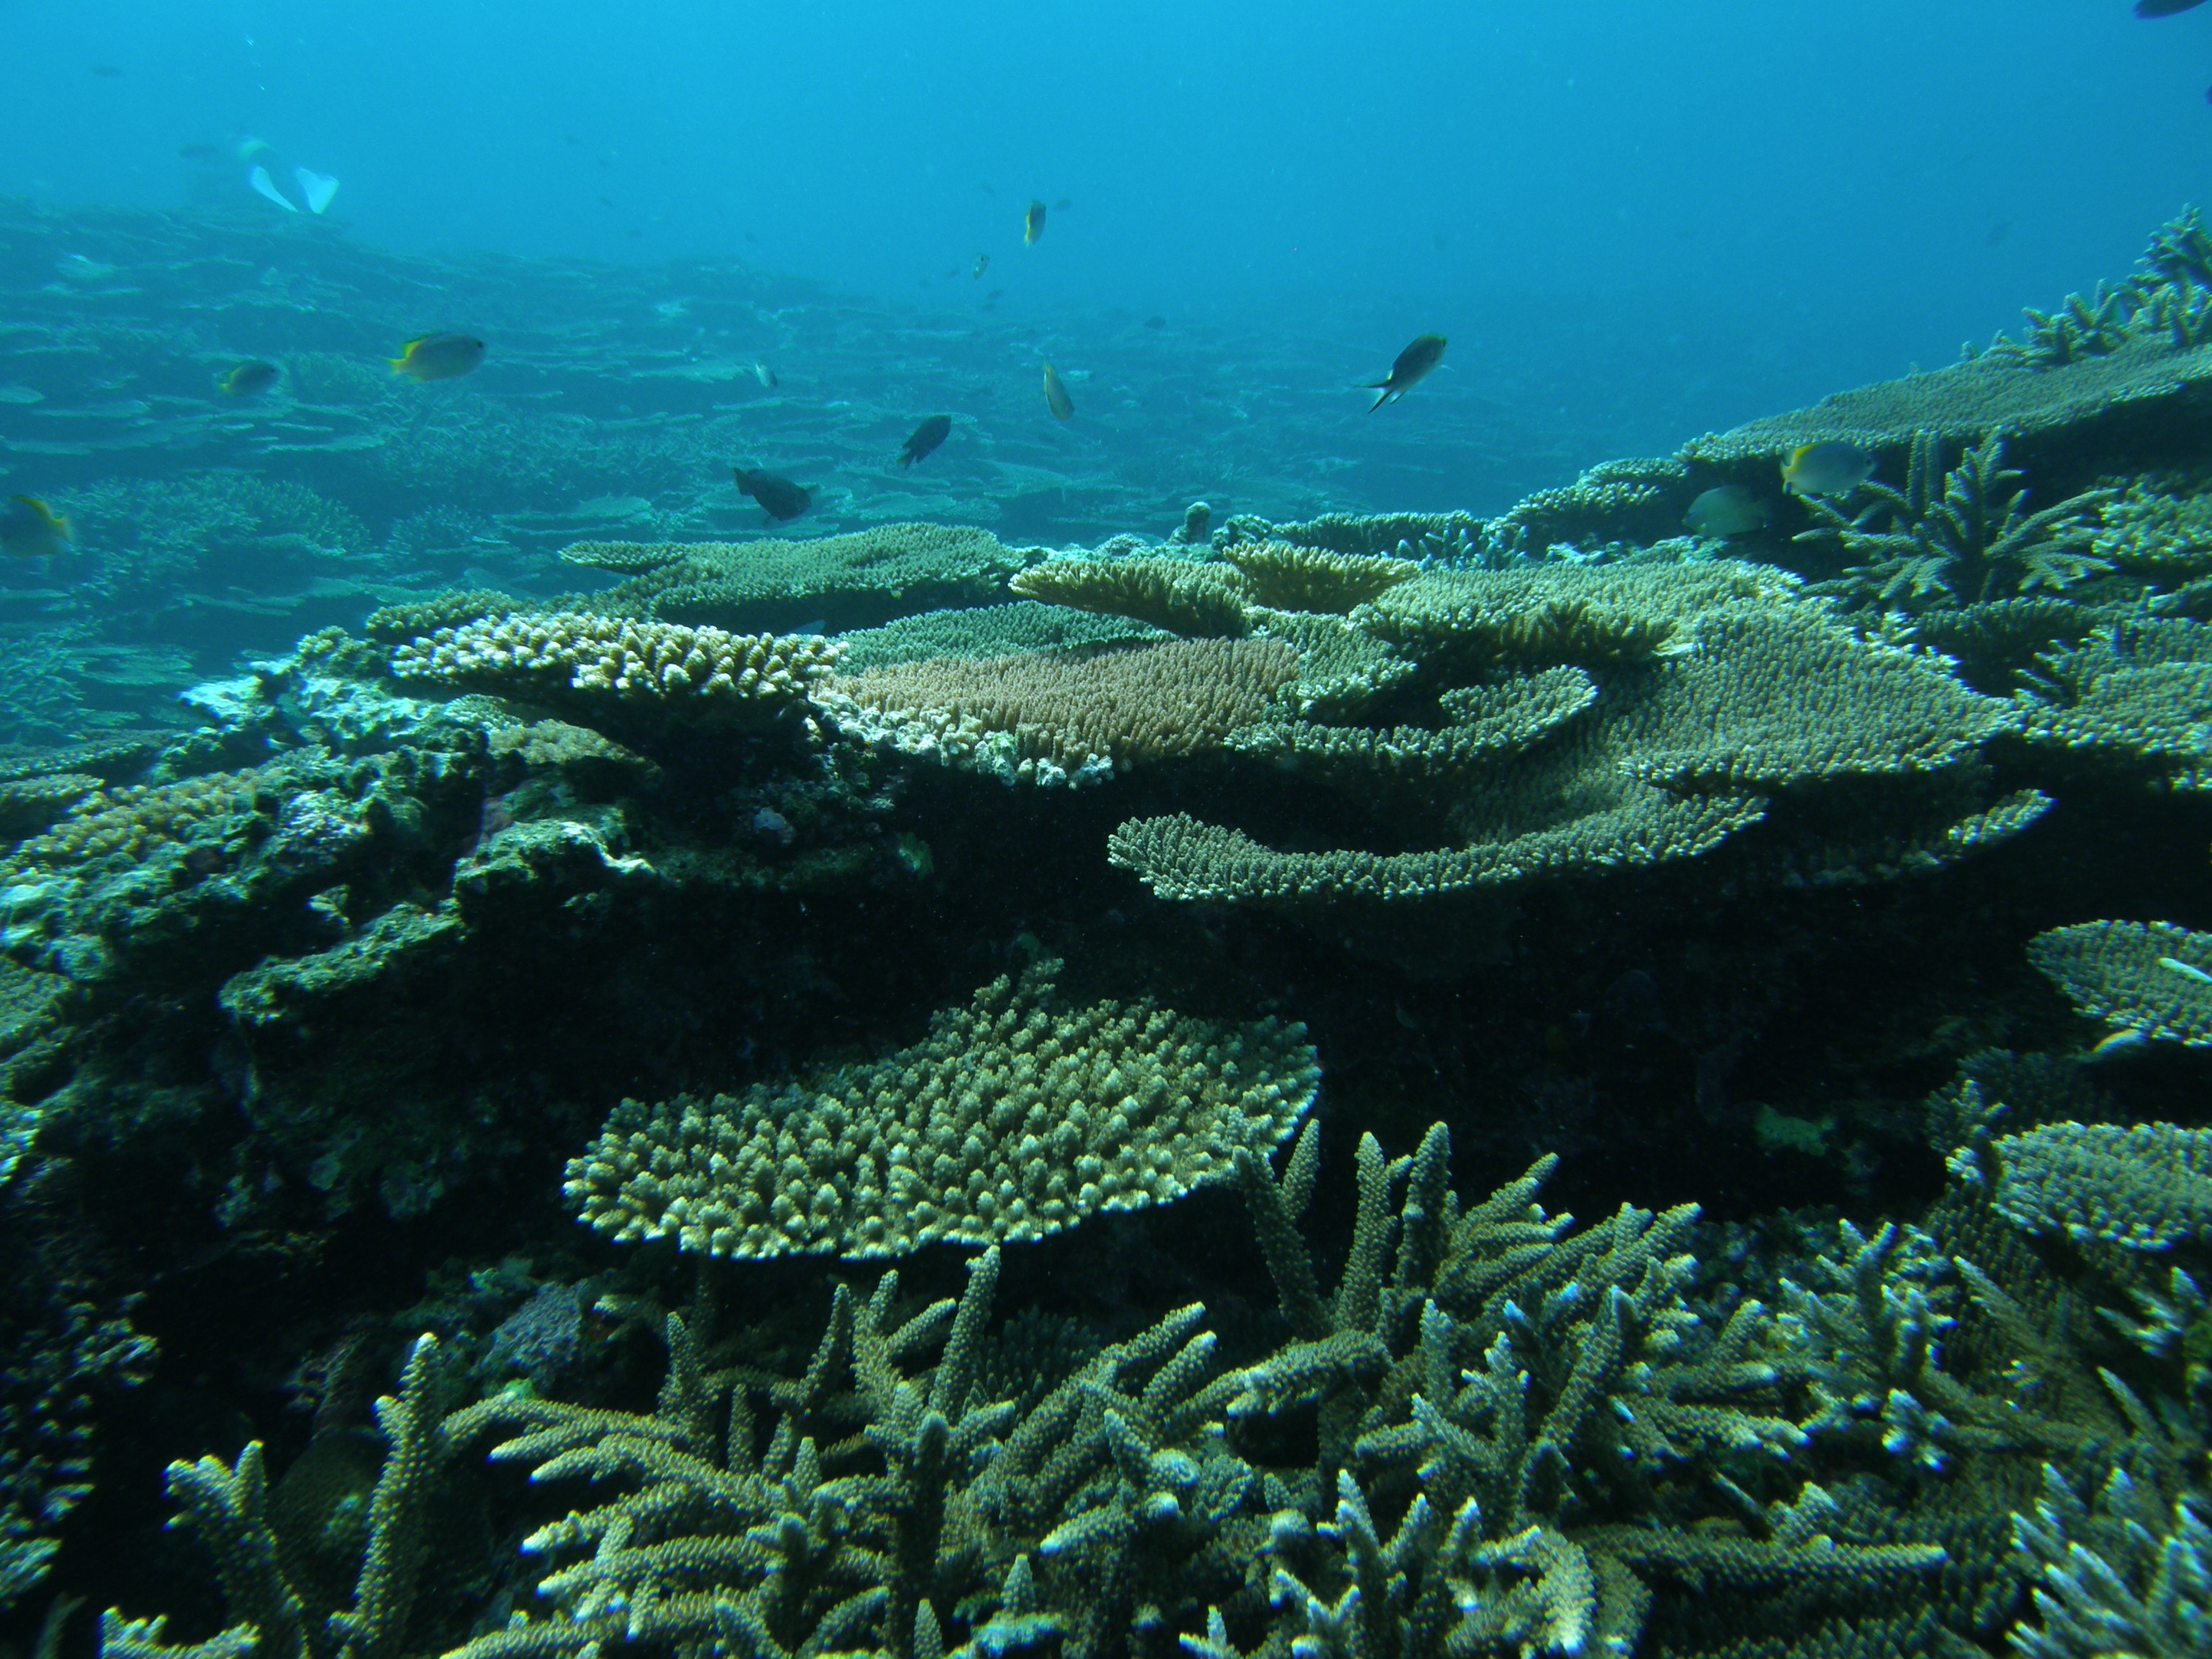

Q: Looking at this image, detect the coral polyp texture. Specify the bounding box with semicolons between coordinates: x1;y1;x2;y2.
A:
829;637;1300;783
1990;1121;2212;1250
2028;919;2212;1047
555;522;1031;630
390;611;842;721
563;956;1319;1258
1010;555;1254;637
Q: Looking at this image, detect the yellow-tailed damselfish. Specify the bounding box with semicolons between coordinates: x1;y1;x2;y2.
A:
0;495;73;559
388;333;486;382
1780;440;1876;498
220;360;279;397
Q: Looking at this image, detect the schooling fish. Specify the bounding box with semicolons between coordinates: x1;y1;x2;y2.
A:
1364;333;1446;411
734;466;811;521
1024;199;1047;245
896;415;953;468
1042;362;1074;421
0;495;73;559
238;138;339;214
389;333;486;382
1682;485;1770;538
1781;440;1876;498
220;360;280;397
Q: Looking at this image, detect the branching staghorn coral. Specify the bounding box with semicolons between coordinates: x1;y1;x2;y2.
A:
1794;431;2114;608
2027;920;2212;1049
390;613;842;727
1220;1122;1946;1659
2008;1465;2212;1659
827;638;1300;786
2020;617;2212;789
101;1336;449;1659
565;955;1318;1259
1979;207;2212;369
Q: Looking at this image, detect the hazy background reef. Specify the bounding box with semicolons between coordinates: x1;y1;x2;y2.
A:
0;197;1717;747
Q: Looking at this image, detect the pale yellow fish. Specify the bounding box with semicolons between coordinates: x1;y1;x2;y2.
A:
1781;440;1875;498
1042;361;1074;420
0;495;73;558
388;333;486;382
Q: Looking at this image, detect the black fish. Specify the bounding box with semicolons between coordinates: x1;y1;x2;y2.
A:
733;466;811;521
896;415;952;469
1364;333;1447;412
2139;0;2208;14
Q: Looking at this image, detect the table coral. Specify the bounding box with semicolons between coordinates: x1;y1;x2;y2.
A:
563;954;1318;1258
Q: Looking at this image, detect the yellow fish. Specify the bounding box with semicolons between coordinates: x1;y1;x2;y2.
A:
1024;199;1047;245
0;495;73;559
220;359;279;397
388;333;486;382
1042;361;1074;421
1781;440;1876;498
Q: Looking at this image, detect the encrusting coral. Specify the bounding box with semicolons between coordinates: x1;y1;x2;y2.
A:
564;954;1320;1258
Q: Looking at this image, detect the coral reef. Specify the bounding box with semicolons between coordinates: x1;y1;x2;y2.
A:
830;638;1300;784
1011;556;1254;639
565;954;1319;1257
2028;920;2212;1048
557;524;1033;633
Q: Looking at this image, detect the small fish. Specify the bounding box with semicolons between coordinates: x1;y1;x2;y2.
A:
1682;485;1771;538
2159;955;2212;987
1780;440;1876;498
972;253;989;280
1024;199;1047;245
1364;333;1446;411
2088;1027;2149;1060
388;333;486;381
0;496;73;559
2138;0;2208;15
219;360;280;397
733;467;811;521
1042;362;1074;421
896;415;953;469
752;361;778;389
1143;315;1167;329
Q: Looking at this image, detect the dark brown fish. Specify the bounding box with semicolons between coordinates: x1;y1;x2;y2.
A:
1364;333;1446;411
733;466;811;521
896;415;952;469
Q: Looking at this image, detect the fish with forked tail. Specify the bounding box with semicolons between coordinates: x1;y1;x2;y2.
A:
896;415;953;468
1364;334;1445;411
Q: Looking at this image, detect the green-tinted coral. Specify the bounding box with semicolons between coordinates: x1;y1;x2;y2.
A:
1990;1122;2212;1251
2020;617;2212;787
565;956;1318;1258
557;523;1030;631
835;601;1169;670
1794;431;2113;608
1218;543;1418;613
1011;555;1253;638
2028;920;2212;1048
